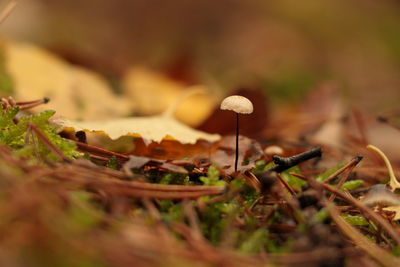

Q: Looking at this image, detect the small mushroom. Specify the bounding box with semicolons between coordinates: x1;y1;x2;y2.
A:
362;184;400;207
264;145;284;156
220;95;254;172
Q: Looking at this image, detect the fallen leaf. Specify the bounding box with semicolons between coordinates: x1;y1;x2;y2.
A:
130;138;216;160
58;114;220;145
122;67;216;126
3;40;131;120
383;206;400;220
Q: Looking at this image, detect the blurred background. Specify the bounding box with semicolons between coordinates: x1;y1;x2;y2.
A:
2;0;400;113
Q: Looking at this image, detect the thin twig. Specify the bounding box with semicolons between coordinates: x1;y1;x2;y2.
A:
28;123;71;163
74;140;129;161
18;97;50;110
325;203;400;267
328;156;363;202
275;186;305;224
293;173;400;245
276;173;296;196
270;147;322;173
256;147;322;191
324;156;363;183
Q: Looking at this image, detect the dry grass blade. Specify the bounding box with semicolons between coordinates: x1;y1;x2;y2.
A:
28;123;71;163
48;167;225;199
17;97;50;110
74;141;130;161
325;203;400;267
293;173;400;245
324;155;363;183
328;156;362;202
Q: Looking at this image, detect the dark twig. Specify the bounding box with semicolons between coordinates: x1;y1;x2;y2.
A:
256;147;322;189
270;147;322;173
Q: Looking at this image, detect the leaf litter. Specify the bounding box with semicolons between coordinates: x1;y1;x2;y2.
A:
58;88;221;145
1;7;400;265
1;86;400;266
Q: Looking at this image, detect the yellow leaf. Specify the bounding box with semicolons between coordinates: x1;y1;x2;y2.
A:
3;41;131;120
58;114;220;145
122;67;216;126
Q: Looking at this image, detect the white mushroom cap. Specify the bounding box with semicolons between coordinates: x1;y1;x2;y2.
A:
220;95;254;114
264;145;284;156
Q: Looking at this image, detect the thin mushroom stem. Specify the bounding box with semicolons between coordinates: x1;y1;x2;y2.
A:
235;113;239;172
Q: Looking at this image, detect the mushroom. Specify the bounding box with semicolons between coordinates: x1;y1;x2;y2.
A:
264;145;284;156
220;95;254;172
362;184;400;208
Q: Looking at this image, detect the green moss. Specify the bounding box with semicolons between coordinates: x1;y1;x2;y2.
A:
161;202;184;223
106;156;118;169
0;106;81;161
239;229;268;253
159;172;190;185
199;165;226;186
